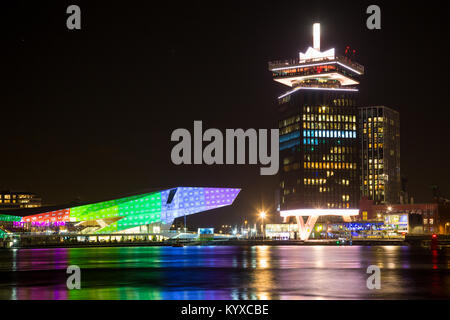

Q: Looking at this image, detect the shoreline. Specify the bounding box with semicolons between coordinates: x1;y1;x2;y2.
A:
2;239;412;249
3;234;446;249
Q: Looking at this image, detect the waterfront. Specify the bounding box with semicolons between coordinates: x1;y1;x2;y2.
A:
0;246;449;300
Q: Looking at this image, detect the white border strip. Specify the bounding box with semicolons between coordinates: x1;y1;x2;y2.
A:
280;209;360;217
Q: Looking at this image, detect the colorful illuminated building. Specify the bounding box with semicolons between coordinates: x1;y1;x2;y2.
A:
0;187;240;235
268;23;362;240
0;213;22;223
359;106;400;204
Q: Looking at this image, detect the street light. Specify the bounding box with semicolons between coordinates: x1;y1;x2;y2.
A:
259;211;266;240
244;220;248;239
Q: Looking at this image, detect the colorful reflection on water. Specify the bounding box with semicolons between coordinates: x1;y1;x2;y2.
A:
1;245;450;300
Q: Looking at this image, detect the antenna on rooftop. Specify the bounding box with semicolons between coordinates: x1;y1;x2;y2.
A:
313;23;320;50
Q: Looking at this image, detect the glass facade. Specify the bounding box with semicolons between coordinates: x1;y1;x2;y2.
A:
359;106;400;204
269;24;364;220
278;90;360;210
271;63;359;87
5;187;240;234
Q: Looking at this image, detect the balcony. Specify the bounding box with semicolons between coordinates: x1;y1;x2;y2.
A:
268;56;364;75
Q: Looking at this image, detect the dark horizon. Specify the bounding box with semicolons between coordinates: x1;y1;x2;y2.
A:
2;0;450;227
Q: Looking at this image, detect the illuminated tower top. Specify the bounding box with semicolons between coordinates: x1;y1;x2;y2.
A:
268;23;364;97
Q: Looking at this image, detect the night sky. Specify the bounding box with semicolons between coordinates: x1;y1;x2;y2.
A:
2;1;449;228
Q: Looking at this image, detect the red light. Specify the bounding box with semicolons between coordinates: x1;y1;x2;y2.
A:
432;234;437;239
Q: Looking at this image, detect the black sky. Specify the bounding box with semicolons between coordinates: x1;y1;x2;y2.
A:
2;1;449;228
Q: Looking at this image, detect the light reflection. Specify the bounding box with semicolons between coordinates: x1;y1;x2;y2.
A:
1;246;449;300
313;246;325;268
251;245;274;299
383;246;399;251
432;249;438;270
256;246;270;269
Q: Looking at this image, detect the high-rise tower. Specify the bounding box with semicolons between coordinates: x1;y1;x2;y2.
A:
359;106;400;204
268;24;364;240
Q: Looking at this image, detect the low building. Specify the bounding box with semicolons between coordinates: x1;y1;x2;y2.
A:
0;187;240;236
266;222;389;240
359;199;450;234
0;191;42;210
265;224;299;240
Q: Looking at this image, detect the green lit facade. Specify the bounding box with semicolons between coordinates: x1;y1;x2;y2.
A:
4;187;240;234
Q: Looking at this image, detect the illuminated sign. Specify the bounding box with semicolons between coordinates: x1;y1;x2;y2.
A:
198;227;214;240
198;228;214;235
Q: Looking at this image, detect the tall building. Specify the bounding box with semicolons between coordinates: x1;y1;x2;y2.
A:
268;23;363;239
0;191;42;210
359;106;400;204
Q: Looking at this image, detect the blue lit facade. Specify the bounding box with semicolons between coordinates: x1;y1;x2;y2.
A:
269;24;363;214
277;92;360;211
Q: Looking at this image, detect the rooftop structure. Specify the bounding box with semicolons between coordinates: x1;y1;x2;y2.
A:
269;23;364;97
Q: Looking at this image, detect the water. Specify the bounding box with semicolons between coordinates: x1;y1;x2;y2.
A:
0;245;449;300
